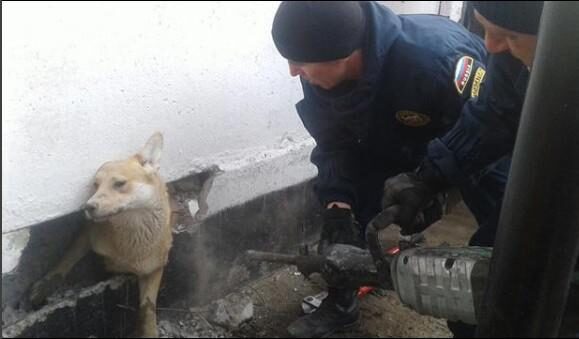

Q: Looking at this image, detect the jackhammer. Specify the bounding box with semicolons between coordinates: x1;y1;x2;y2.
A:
246;205;493;325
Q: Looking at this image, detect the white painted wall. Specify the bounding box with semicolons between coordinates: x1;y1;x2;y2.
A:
2;1;463;273
2;1;309;233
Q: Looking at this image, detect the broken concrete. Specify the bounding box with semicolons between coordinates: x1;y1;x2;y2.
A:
2;211;108;321
2;276;137;338
2;178;321;337
158;318;230;339
168;166;223;232
206;294;254;330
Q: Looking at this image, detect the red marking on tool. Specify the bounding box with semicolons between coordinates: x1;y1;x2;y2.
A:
358;286;374;297
358;246;400;298
387;246;400;255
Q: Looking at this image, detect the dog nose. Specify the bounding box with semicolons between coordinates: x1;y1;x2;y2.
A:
84;202;97;216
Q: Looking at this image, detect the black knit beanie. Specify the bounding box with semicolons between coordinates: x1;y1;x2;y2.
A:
472;1;544;35
271;1;366;63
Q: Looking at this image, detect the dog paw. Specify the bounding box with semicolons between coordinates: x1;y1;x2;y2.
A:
29;274;64;309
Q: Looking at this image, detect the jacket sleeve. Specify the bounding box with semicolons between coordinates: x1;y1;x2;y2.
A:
423;53;527;186
296;81;365;208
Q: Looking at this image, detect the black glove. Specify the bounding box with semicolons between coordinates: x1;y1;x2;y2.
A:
382;162;448;235
319;206;364;254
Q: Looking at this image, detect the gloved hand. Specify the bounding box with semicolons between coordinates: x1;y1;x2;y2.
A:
382;169;446;236
318;206;364;254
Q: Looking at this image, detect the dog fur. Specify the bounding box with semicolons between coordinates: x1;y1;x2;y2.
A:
29;132;172;338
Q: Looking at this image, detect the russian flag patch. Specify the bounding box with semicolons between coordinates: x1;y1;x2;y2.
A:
454;56;474;95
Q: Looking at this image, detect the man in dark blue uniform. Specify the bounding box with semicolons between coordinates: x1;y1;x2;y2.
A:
380;1;547;336
271;2;505;337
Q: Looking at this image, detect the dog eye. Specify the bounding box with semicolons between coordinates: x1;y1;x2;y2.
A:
114;180;127;189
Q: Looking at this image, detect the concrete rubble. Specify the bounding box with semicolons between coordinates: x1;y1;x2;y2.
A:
206;293;254;331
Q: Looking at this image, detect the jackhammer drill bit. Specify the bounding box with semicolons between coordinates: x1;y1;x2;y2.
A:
245;244;385;289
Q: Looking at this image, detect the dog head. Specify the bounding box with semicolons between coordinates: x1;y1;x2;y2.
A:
83;132;165;222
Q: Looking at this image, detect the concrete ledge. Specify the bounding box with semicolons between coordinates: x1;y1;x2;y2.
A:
2;138;316;274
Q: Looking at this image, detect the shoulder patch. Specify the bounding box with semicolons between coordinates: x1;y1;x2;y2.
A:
470;67;486;98
454;56;474;94
395;111;431;127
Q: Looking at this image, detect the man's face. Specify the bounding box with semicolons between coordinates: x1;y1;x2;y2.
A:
288;58;350;90
475;10;537;67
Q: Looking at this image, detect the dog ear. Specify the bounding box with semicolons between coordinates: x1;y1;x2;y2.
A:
137;132;163;171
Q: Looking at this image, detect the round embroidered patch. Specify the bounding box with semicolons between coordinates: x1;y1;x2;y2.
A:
395;110;431;127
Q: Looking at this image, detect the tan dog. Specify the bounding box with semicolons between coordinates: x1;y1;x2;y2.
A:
29;132;172;338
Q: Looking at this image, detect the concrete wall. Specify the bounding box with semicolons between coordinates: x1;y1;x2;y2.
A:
2;1;314;273
1;1;313;229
